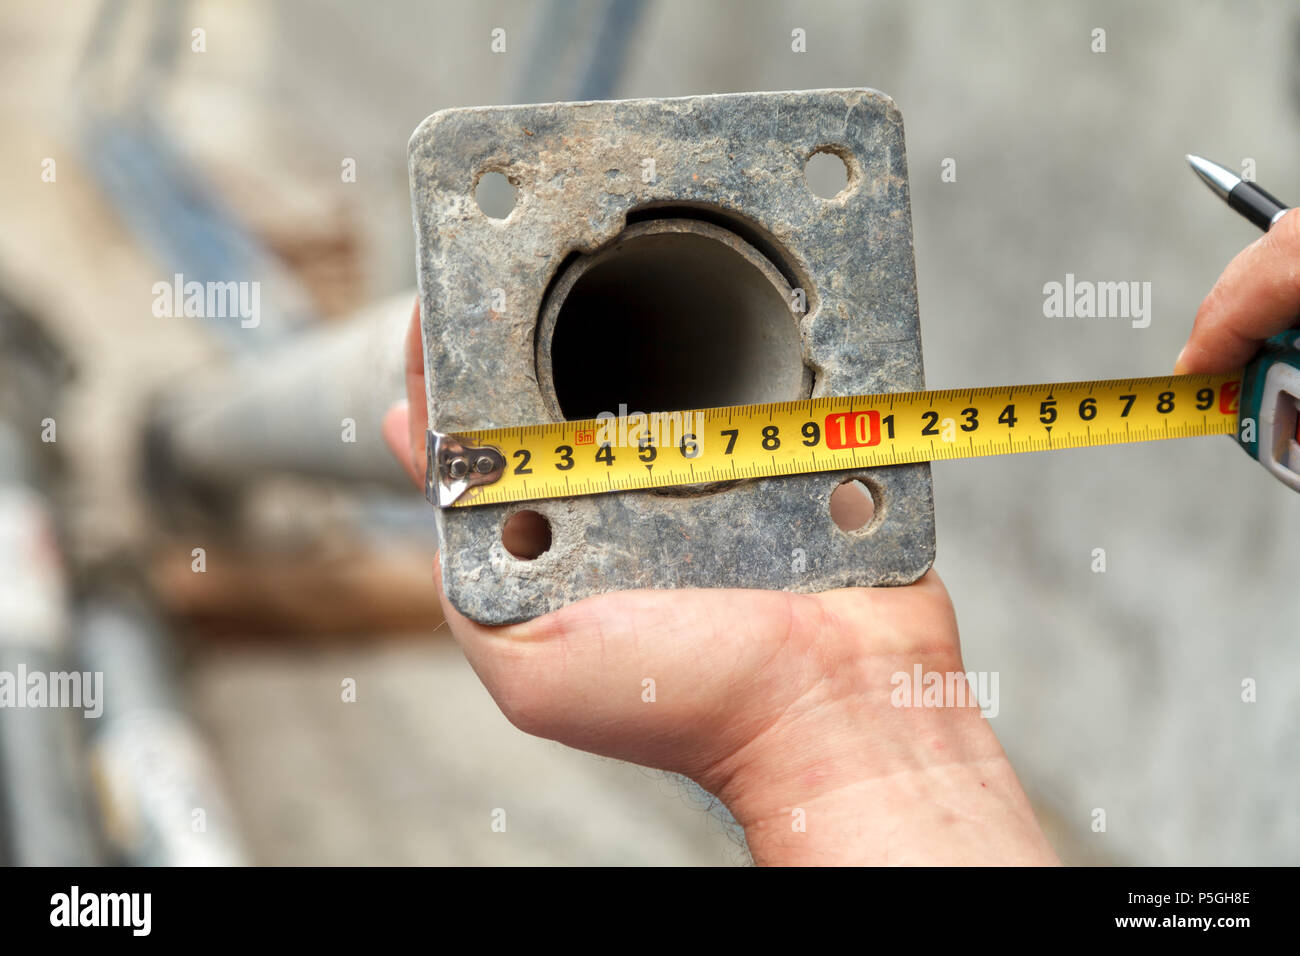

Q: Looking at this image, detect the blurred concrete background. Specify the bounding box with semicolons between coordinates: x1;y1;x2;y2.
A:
1;0;1297;864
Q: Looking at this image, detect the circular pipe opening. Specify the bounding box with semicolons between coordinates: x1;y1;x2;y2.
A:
537;220;811;420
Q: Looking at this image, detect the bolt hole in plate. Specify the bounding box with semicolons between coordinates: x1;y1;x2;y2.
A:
474;170;517;218
410;90;935;623
804;148;853;199
830;478;879;532
503;510;551;559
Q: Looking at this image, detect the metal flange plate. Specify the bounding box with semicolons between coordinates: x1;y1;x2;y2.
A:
409;88;934;624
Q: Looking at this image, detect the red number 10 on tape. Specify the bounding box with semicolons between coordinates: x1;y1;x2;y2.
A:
825;410;882;449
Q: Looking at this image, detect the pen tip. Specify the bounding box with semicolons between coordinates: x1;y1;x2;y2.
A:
1185;153;1238;199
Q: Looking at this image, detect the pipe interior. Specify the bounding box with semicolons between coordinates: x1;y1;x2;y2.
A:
546;228;808;420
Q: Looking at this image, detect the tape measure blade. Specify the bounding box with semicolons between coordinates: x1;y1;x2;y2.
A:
449;373;1241;507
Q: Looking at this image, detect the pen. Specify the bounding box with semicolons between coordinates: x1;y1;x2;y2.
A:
1186;154;1290;231
1186;154;1300;492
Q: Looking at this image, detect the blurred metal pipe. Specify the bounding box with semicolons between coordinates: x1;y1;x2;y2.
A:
515;0;583;103
76;0;316;352
0;293;98;865
574;0;648;101
0;427;101;865
146;292;413;503
76;589;246;866
516;0;649;104
78;112;316;350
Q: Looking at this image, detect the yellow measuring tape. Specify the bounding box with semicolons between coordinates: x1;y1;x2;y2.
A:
435;373;1242;507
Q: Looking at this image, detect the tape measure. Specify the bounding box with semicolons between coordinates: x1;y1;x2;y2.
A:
427;371;1250;508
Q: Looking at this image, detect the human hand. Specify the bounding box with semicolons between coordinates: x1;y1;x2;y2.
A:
383;299;1056;865
1176;209;1300;374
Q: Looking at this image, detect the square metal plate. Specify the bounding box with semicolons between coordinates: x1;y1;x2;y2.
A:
409;88;935;624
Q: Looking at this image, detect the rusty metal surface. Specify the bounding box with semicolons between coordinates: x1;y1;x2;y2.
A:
409;88;934;624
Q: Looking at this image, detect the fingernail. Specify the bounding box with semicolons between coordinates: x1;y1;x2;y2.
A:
1173;345;1189;375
